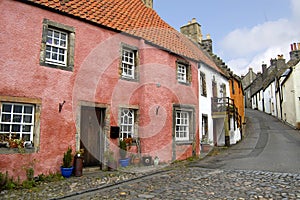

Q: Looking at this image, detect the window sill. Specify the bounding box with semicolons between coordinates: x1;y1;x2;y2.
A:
120;76;139;82
178;81;191;86
175;141;193;145
40;62;73;72
0;147;36;154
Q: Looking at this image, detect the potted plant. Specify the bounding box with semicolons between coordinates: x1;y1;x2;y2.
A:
200;137;212;153
0;135;9;148
60;147;73;178
119;139;130;167
104;150;117;171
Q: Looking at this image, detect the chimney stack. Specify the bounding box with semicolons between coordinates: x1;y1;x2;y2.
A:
289;42;300;60
180;18;203;44
201;34;213;53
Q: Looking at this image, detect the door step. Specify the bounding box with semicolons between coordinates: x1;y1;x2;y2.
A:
83;166;101;173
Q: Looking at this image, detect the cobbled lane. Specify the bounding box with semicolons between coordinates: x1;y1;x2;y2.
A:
67;166;300;200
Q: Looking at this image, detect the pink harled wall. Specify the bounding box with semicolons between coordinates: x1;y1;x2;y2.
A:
0;0;199;180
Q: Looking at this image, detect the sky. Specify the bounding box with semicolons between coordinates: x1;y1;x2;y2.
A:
154;0;300;76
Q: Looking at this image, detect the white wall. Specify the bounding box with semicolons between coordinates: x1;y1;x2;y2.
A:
282;63;300;128
264;81;277;116
258;90;264;111
198;63;229;146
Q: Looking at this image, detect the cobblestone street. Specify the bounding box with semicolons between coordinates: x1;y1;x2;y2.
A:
1;110;299;199
69;166;300;200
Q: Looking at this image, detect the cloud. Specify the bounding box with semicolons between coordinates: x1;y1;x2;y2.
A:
220;0;300;76
291;0;300;20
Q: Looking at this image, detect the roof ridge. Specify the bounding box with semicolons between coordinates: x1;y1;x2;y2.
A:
26;0;223;73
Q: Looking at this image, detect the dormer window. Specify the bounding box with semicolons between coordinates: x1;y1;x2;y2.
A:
122;49;135;79
176;60;191;85
120;44;139;81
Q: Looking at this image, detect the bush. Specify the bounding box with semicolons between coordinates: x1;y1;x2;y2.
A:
62;147;73;168
0;171;17;191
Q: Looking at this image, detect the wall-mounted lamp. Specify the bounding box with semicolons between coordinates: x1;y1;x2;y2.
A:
59;101;66;113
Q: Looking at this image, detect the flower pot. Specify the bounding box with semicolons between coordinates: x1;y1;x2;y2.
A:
131;158;141;165
119;157;130;167
60;166;74;178
9;141;18;148
201;144;211;153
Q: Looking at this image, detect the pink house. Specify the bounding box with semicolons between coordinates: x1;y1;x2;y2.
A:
0;0;219;179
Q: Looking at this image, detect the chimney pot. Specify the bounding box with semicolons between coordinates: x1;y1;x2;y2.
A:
206;34;211;39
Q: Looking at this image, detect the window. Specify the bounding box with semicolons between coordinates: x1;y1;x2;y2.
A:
0;103;34;144
231;79;235;94
120;44;138;81
177;64;187;83
121;49;135;79
176;60;191;85
40;19;75;71
201;115;208;138
221;83;226;97
173;105;195;142
120;108;135;139
200;72;207;97
45;29;68;66
175;111;189;141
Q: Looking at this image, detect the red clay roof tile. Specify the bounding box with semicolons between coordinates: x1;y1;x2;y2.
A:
26;0;223;73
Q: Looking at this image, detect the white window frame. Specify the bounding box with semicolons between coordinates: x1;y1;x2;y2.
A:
120;108;135;139
45;28;68;66
177;63;187;83
175;111;189;141
121;49;135;79
0;103;35;144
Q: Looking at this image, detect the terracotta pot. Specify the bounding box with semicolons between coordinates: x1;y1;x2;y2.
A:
9;141;18;148
201;144;211;152
132;158;140;165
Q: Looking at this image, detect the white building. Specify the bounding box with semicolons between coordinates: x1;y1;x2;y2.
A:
277;61;300;128
198;62;230;147
263;79;277;116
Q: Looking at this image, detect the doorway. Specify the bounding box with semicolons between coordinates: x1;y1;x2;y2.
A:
80;106;105;168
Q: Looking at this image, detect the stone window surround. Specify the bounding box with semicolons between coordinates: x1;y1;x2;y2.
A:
40;19;75;71
176;59;192;85
173;104;195;145
0;96;41;154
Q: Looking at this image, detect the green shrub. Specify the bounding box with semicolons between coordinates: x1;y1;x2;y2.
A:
62;147;73;168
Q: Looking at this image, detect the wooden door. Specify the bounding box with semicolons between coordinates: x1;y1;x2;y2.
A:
80;106;105;167
212;81;217;97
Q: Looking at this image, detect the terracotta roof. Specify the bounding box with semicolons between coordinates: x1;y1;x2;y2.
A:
26;0;222;73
